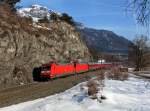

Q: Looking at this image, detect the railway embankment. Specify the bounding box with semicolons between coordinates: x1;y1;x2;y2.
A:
0;70;105;108
132;71;150;79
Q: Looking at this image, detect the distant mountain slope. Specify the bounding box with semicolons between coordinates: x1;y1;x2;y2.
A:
79;27;132;54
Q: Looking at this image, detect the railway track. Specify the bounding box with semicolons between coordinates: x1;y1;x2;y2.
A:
0;69;104;108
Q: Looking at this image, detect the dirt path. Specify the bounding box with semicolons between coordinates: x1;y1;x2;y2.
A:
131;71;150;79
0;70;104;108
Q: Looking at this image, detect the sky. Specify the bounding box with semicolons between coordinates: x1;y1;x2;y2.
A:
17;0;148;40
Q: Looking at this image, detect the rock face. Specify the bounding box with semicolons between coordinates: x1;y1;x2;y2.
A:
0;6;90;88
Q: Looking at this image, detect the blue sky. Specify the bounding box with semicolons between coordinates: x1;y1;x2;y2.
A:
17;0;147;40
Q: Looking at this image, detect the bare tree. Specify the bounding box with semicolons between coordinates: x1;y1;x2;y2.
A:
129;35;149;70
126;0;150;26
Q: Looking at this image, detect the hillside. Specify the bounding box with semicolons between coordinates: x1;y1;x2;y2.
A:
17;4;131;55
79;27;132;54
0;5;90;89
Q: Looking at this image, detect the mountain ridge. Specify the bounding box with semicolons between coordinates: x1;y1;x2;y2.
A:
78;27;131;54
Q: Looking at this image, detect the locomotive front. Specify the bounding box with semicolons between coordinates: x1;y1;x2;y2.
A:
40;64;52;78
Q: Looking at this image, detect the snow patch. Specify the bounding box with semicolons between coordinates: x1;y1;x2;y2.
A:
17;4;59;22
0;76;150;111
33;24;51;30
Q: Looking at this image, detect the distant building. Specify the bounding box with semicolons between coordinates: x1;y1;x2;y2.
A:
98;59;106;63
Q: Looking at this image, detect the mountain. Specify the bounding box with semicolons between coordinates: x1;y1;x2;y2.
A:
79;27;131;54
17;4;59;22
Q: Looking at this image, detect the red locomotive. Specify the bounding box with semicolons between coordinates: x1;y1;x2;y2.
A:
32;61;112;81
40;62;88;79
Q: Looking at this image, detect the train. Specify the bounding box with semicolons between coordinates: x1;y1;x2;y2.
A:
33;61;112;81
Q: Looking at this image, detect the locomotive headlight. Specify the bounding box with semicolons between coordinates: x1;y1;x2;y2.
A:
41;71;45;73
46;71;50;73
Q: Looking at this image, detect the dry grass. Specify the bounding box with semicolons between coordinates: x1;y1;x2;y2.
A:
86;71;106;102
105;66;129;81
87;80;98;97
96;70;105;81
0;5;51;36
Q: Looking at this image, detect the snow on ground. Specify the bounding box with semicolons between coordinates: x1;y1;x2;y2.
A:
33;23;51;30
0;76;150;111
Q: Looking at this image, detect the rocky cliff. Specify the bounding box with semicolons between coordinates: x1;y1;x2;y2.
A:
0;6;90;89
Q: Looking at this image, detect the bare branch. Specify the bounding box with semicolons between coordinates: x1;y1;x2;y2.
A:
126;0;150;26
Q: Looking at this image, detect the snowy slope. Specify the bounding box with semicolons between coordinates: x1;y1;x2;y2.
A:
0;76;150;111
17;4;58;22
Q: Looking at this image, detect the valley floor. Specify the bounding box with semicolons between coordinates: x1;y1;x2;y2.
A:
0;73;150;111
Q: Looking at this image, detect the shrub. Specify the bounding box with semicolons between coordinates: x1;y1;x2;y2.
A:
87;80;98;98
105;66;129;80
86;80;106;102
59;13;75;26
50;12;60;21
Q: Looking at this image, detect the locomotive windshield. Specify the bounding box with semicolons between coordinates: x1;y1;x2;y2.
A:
41;66;51;71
